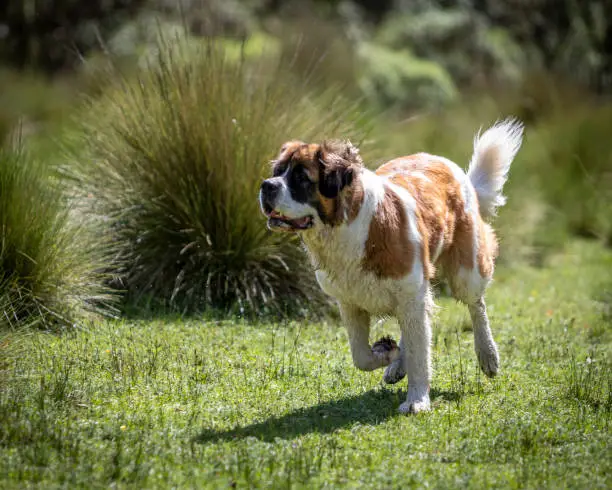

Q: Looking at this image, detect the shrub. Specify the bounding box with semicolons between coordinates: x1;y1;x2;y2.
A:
357;42;457;111
0;139;112;330
66;34;370;317
376;8;525;88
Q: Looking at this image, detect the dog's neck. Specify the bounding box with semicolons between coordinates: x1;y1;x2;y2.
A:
301;168;385;273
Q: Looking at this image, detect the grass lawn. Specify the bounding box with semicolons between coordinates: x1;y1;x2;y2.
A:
1;240;611;489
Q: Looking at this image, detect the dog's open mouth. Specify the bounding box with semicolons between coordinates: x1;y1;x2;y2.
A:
267;211;314;231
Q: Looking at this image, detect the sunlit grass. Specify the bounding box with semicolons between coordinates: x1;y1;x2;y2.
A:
0;240;610;488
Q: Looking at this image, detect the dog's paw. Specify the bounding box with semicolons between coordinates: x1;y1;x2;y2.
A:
399;385;431;414
398;397;431;414
399;397;431;414
371;336;400;366
476;344;499;378
383;358;406;384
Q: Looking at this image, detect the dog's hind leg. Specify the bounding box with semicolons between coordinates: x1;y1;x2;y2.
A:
447;253;499;378
340;303;400;371
468;297;499;377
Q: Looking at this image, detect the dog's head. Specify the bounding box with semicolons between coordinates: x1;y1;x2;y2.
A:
259;140;363;232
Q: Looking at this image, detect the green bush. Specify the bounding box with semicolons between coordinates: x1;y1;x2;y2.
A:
376;8;526;88
67;34;370;317
0;139;111;330
357;42;457;111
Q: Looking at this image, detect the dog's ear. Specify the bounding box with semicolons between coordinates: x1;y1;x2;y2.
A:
317;147;354;199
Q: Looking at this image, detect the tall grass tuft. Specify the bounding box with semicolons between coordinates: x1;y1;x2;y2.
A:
566;355;612;413
67;34;370;316
0;138;112;329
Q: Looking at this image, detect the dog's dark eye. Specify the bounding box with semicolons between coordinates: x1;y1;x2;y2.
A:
273;164;287;177
293;167;311;185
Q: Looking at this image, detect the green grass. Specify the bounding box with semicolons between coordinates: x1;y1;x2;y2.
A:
1;239;610;488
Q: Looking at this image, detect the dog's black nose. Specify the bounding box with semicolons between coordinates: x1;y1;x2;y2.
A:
260;179;281;211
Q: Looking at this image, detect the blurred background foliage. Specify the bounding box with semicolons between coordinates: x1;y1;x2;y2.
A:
0;0;611;327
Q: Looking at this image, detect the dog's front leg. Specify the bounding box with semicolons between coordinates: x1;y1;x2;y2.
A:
398;288;433;414
339;303;399;371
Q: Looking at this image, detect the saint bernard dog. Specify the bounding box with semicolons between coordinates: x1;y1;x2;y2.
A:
259;118;524;414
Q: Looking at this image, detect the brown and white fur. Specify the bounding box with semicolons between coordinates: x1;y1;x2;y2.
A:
259;119;524;413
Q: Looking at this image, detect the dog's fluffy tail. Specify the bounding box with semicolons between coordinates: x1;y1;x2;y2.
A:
468;117;524;219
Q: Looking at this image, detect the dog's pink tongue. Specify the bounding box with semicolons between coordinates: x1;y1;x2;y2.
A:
293;216;309;227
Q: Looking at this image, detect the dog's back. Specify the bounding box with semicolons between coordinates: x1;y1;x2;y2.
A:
375;118;524;302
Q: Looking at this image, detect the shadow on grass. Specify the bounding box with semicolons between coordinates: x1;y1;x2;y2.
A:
195;387;462;443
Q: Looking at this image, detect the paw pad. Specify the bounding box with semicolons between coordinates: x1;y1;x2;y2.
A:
371;336;398;354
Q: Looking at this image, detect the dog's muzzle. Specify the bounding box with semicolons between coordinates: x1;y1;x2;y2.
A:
259;178;314;231
260;179;281;214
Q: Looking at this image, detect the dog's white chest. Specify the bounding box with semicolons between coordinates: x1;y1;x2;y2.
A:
302;168;422;315
303;224;390;313
315;267;397;314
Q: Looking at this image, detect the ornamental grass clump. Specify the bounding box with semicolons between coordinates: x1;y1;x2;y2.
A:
0;140;111;329
69;34;369;316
